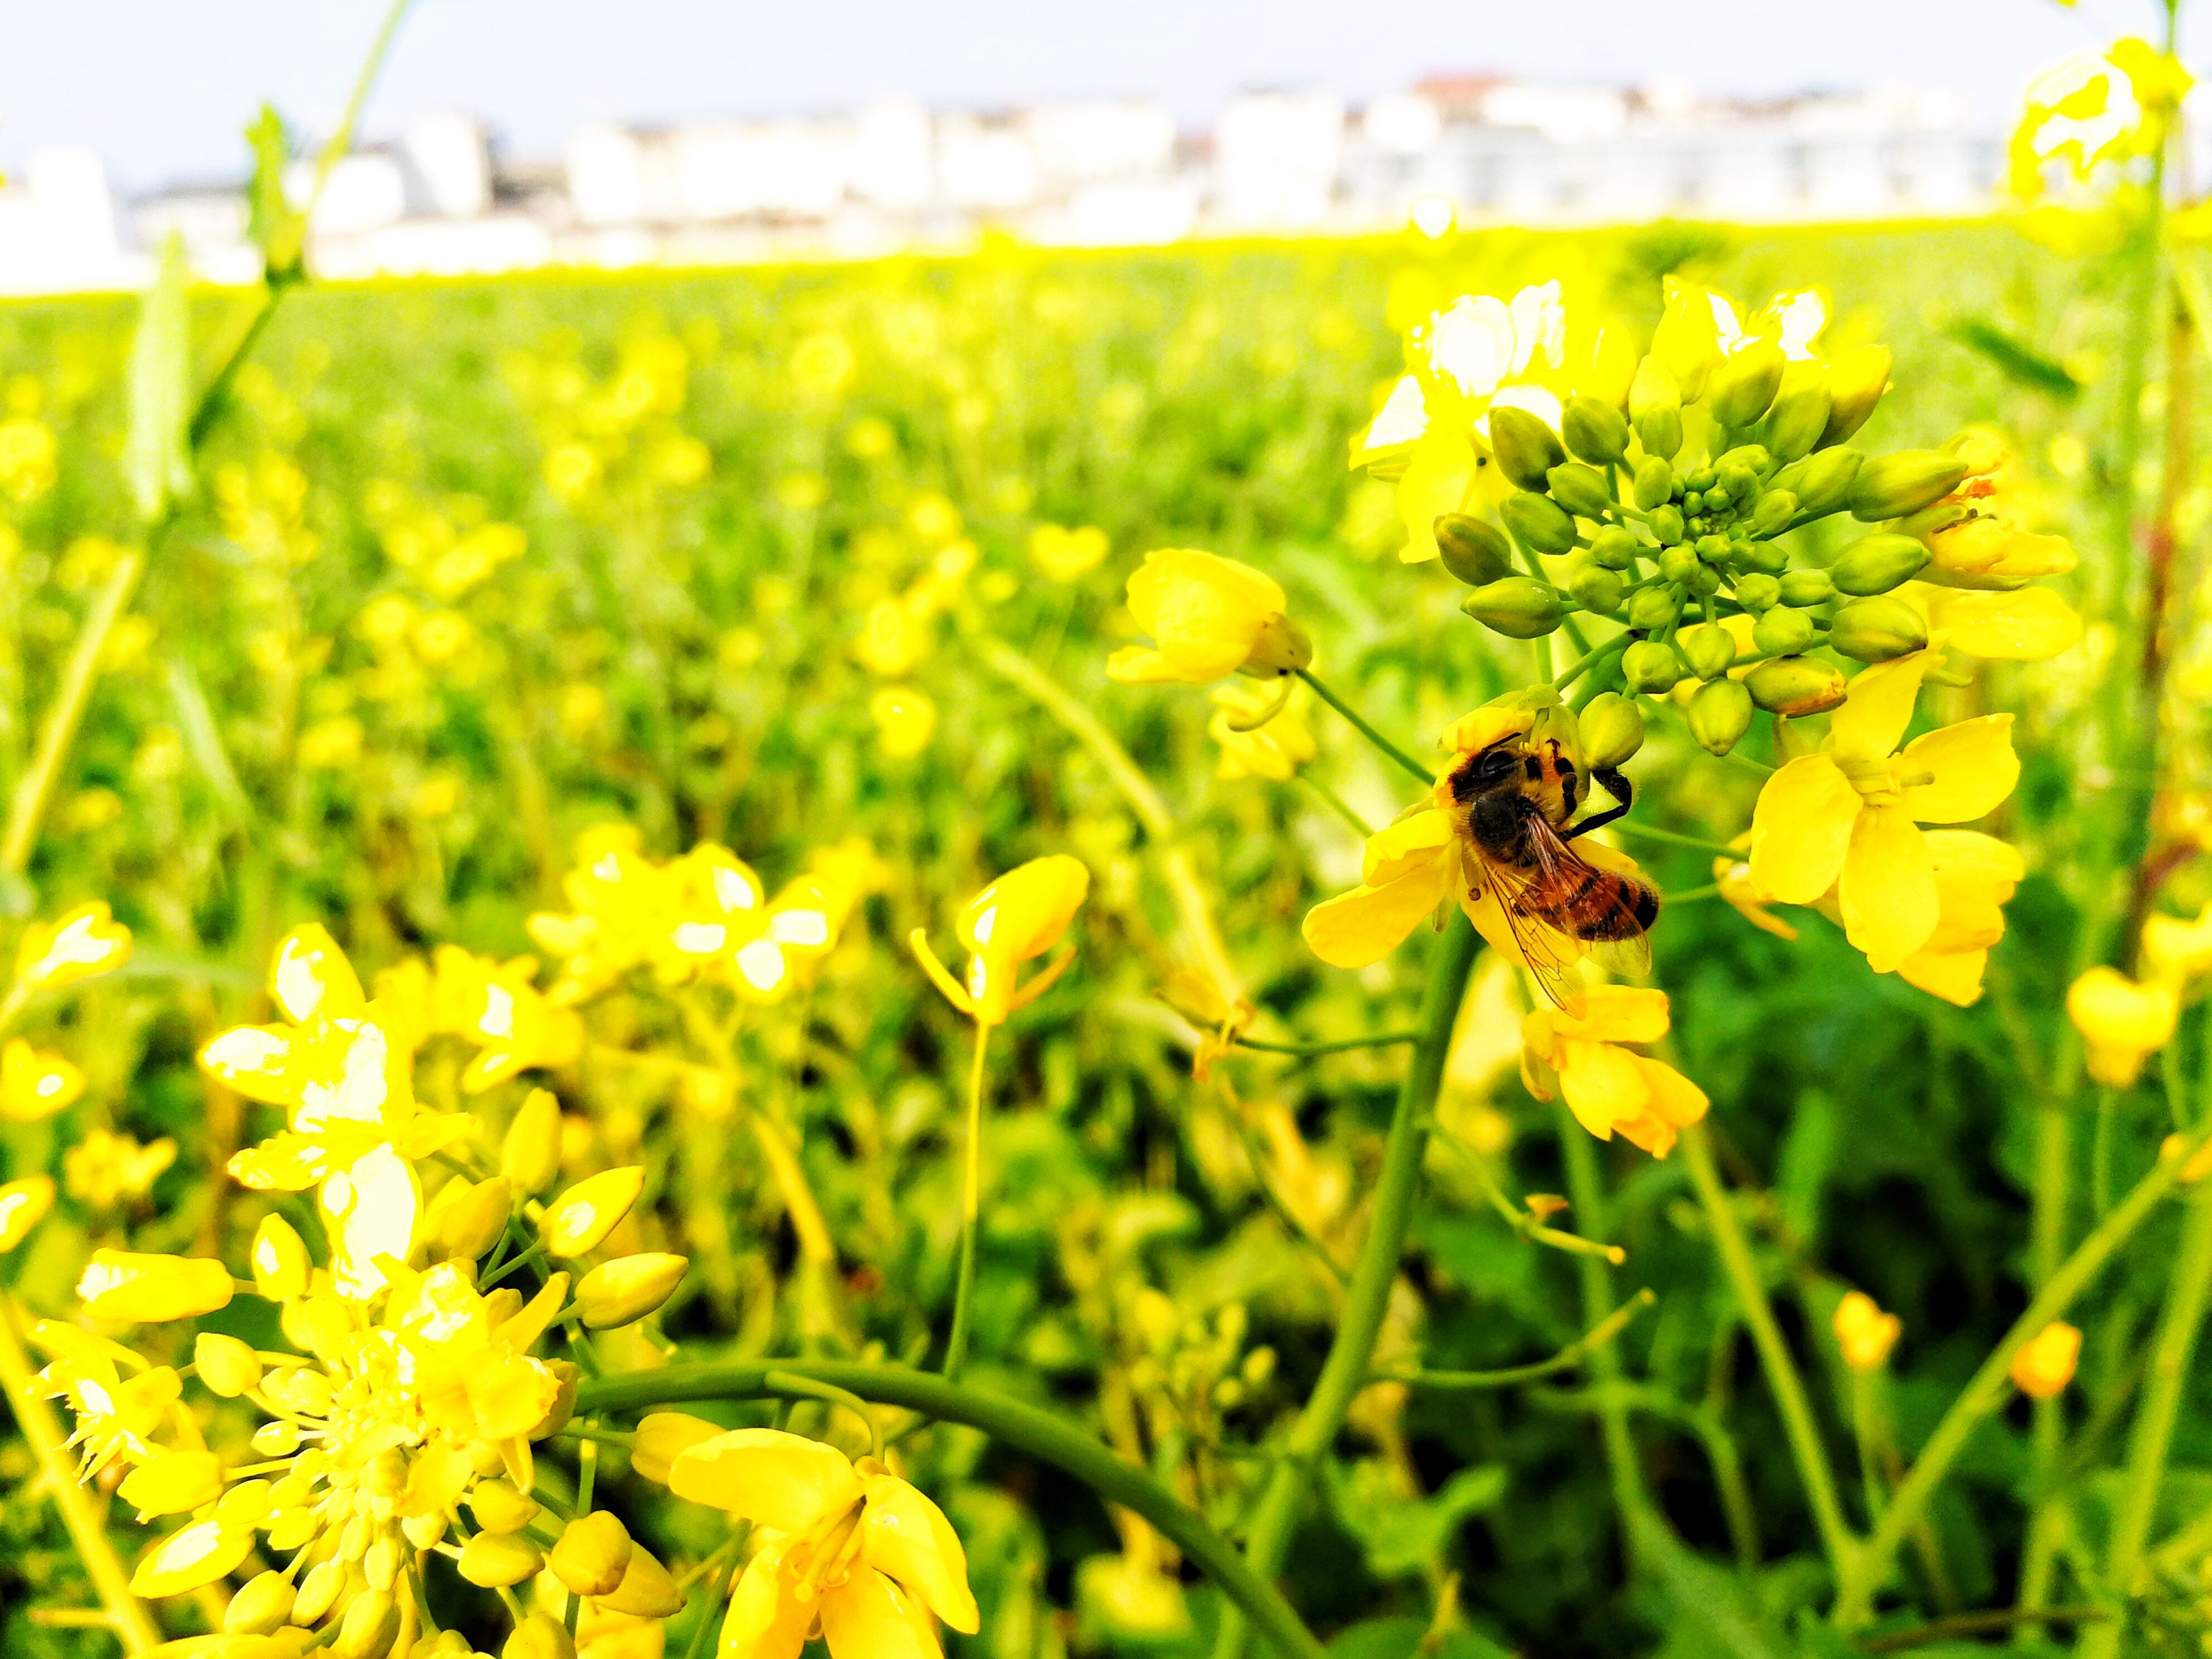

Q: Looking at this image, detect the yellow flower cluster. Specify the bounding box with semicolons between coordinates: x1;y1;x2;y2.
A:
507;330;713;512
2067;899;2212;1087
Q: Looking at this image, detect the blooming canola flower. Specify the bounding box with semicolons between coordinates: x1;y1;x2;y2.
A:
1105;550;1311;686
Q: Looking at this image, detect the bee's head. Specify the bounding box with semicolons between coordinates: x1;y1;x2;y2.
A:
1446;739;1526;804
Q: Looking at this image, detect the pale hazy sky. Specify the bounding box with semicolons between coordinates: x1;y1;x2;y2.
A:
0;0;2177;191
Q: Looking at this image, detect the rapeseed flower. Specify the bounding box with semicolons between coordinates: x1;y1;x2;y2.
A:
669;1428;979;1659
2011;1321;2082;1401
872;685;939;758
1106;551;1311;685
2143;900;2212;983
1748;652;2019;973
911;855;1088;1026
0;1173;54;1249
1518;986;1707;1158
1208;683;1316;782
1029;523;1109;582
15;900;132;991
1833;1292;1902;1371
0;1039;85;1120
2067;967;2179;1087
1901;431;2076;591
63;1129;176;1208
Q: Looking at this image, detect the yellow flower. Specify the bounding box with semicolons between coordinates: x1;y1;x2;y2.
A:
1711;838;1800;942
0;414;58;501
1902;431;2075;591
1029;524;1109;582
669;1428;979;1659
1105;550;1311;685
2143;900;2212;984
0;1038;86;1120
403;946;585;1091
2011;1321;2081;1402
0;1173;55;1250
63;1129;178;1208
1900;584;2082;661
1833;1291;1901;1372
2067;967;2179;1088
32;1323;182;1478
871;686;938;759
15;900;133;991
1208;684;1316;782
1889;832;2027;1007
1518;986;1708;1158
911;855;1088;1026
1748;653;2018;973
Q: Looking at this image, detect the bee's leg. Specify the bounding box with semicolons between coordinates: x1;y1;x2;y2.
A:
1562;767;1634;841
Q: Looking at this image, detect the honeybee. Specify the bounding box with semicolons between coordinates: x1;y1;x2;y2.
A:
1444;731;1659;1012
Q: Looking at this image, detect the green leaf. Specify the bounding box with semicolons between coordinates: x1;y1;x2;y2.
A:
245;104;305;278
124;233;193;524
1634;1517;1792;1659
1941;316;2081;400
1328;1618;1512;1659
1327;1461;1508;1579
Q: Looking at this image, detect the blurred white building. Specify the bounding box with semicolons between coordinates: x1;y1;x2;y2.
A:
0;148;132;293
1214;91;1346;228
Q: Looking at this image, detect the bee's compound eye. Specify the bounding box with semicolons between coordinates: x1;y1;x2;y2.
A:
1475;747;1517;781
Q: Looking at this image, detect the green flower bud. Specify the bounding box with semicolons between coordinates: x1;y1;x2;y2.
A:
1688;678;1755;755
1630;358;1683;459
1647;504;1685;544
1680;623;1738;680
1709;339;1784;428
1820;344;1892;446
1659;546;1702;585
1714;462;1759;502
502;1088;563;1195
1579;692;1645;768
575;1253;689;1329
1488;406;1566;491
1562;394;1631;465
1433;514;1513;587
1828;596;1930;661
1734;573;1782;612
1546;461;1613;518
1682;489;1705;515
1694;534;1731;564
551;1511;633;1599
225;1571;296;1635
1627;584;1683;631
1501;490;1578;554
1589;526;1641;570
461;1530;544;1589
1752;607;1818;657
1763;376;1831;463
1683;561;1722;597
1461;577;1566;639
1717;444;1771;475
1830;531;1930;597
1632;455;1674;510
1737;539;1787;574
1747;655;1848;715
1848;451;1969;522
1772;446;1863;518
1622;640;1686;695
1751;489;1798;536
1778;568;1834;607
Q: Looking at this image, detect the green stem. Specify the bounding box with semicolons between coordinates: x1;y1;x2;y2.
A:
1682;1124;1859;1582
1607;822;1739;858
1551;635;1627;692
1295;670;1431;785
763;1369;883;1460
2081;1186;2212;1659
1234;1032;1419;1057
1295;771;1374;838
1211;909;1479;1659
1834;1125;2212;1629
573;1361;1329;1659
942;1020;990;1381
1373;1290;1654;1388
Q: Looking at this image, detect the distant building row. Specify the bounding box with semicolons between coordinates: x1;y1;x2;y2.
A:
0;80;2011;293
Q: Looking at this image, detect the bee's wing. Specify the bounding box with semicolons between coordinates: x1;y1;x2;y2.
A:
1568;833;1659;982
1463;840;1591;1015
1502;813;1659;1001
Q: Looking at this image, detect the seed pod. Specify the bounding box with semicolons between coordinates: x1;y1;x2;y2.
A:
1579;693;1646;768
459;1529;543;1589
1562;395;1631;465
1545;461;1613;518
551;1511;633;1599
503;1613;577;1659
1627;585;1683;632
1821;344;1893;445
195;1332;262;1399
1828;596;1930;661
576;1253;689;1329
1461;577;1566;639
1710;338;1785;428
225;1570;296;1635
1752;607;1818;658
1646;504;1686;545
541;1166;645;1257
1763;375;1831;463
1433;514;1513;587
1778;568;1835;607
1848;451;1969;521
1621;640;1686;695
434;1175;512;1262
1631;455;1674;511
1588;526;1641;571
1830;532;1930;596
502;1089;563;1195
1488;406;1566;491
1751;489;1799;537
1500;490;1577;554
1747;655;1848;716
1734;574;1781;613
1680;624;1738;681
1629;358;1683;459
469;1478;538;1535
598;1544;686;1620
1773;447;1863;518
1688;678;1755;756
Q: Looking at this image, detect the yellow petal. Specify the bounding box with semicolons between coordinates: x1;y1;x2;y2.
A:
1829;652;1929;762
1898;716;2018;824
1840;804;1940;973
1552;986;1670;1046
956;856;1090;968
2067;967;2178;1087
198;1025;307;1107
1748;756;1860;905
1117;549;1281;682
1555;1040;1649;1143
1896;947;1989;1006
862;1472;980;1633
227;1133;331;1192
631;1413;723;1486
720;1543;812;1659
669;1428;861;1531
0;1174;55;1250
1362;808;1456;886
1926;586;2083;660
268;925;366;1023
820;1567;942;1659
119;1450;225;1517
1104;646;1175;684
1302;860;1453;970
15;902;132;990
77;1251;235;1323
1395;428;1480;563
0;1039;85;1121
131;1520;256;1598
321;1143;417;1301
